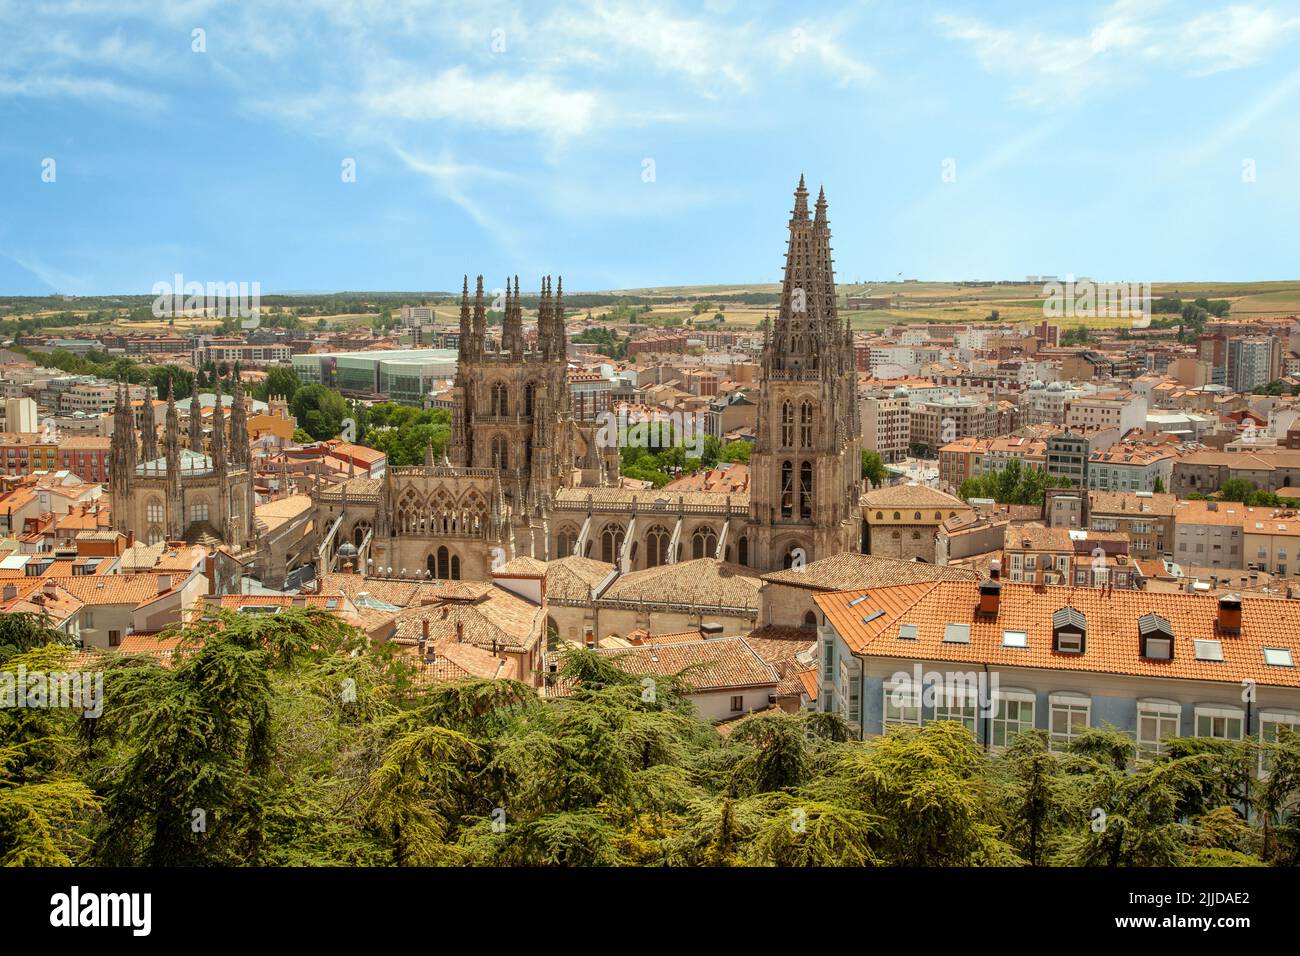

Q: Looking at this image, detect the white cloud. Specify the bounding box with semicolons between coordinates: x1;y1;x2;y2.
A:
0;74;165;110
393;145;528;257
768;20;876;87
1180;5;1300;74
937;2;1300;106
544;0;752;94
364;67;602;139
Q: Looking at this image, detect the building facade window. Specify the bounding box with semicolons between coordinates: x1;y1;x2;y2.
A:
992;690;1035;748
883;682;921;727
1195;705;1244;741
1049;693;1091;751
1260;711;1300;774
1136;699;1181;757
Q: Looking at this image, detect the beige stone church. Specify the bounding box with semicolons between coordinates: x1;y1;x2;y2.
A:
317;178;864;581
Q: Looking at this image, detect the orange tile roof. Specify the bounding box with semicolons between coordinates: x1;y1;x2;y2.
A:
815;581;1300;689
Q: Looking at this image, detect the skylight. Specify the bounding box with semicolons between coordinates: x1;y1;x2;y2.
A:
944;623;970;644
1002;629;1028;648
861;609;885;626
1194;639;1224;662
848;594;869;607
1264;647;1294;667
898;623;917;640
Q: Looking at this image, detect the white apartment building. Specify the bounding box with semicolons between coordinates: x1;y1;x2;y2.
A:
860;391;911;463
1088;444;1178;493
1067;392;1148;436
1020;380;1095;425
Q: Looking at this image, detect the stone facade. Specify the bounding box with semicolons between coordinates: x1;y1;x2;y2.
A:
109;378;256;553
316;179;864;581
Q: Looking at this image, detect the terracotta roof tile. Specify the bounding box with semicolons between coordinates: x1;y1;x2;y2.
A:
816;581;1300;689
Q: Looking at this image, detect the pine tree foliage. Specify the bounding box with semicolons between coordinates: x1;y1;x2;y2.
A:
1;606;1298;866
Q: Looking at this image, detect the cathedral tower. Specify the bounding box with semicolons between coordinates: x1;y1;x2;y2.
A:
747;178;862;570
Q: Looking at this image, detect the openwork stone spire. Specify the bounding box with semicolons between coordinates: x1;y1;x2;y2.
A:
458;275;472;362
189;374;203;450
229;373;249;467
767;176;842;379
140;383;158;462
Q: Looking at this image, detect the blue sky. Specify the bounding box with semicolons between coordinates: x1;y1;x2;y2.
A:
2;0;1299;295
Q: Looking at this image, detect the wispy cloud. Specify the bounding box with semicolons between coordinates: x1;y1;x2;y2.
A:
937;2;1300;107
0;74;165;110
365;67;603;140
393;145;529;258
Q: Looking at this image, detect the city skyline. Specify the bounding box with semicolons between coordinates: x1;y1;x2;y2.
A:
3;0;1300;295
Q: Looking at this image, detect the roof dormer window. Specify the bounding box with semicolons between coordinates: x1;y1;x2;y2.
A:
1138;611;1174;660
1052;606;1086;654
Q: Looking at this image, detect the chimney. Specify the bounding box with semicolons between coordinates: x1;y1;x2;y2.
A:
157;574;171;593
1217;593;1242;635
1;584;15;601
584;627;595;649
455;621;463;643
989;558;1001;580
978;579;1001;618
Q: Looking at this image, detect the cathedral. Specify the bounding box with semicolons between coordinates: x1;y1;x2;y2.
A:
318;177;862;579
109;376;257;551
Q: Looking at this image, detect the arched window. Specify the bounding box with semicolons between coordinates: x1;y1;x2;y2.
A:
738;535;749;566
524;382;535;417
799;461;813;519
914;512;922;520
426;554;436;577
876;511;883;520
912;530;921;539
601;525;625;564
803;610;817;628
781;460;794;518
397;488;423;534
491;436;509;471
451;555;461;580
556;527;578;558
893;512;901;520
147;528;163;545
146;499;164;523
437;546;450;579
692;527;718;560
352;521;371;548
800;401;813;447
646;525;671;567
781;401;794;447
491;382;509;416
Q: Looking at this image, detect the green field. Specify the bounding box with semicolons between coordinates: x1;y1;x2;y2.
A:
4;280;1299;340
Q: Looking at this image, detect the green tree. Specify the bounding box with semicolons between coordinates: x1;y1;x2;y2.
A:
861;450;888;486
291;384;349;441
258;366;302;403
